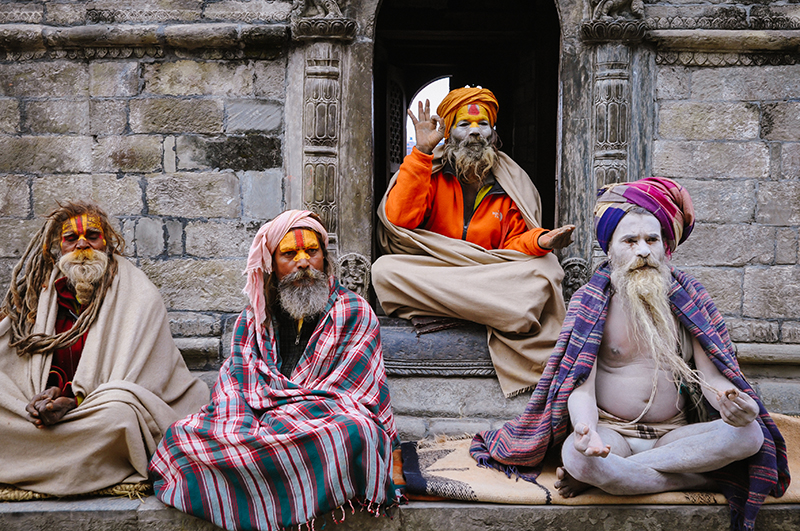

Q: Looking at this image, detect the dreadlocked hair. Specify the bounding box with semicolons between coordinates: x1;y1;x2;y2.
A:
1;201;125;356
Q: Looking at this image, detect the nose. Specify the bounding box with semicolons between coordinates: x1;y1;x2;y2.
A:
76;236;90;249
635;240;650;257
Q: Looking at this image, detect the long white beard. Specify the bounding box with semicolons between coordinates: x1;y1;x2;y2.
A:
58;249;109;304
277;269;330;320
443;135;498;185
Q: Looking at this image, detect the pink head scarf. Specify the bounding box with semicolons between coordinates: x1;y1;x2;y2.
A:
243;210;328;325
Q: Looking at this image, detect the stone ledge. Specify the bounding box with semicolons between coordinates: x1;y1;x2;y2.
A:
736;343;800;365
648;29;800;51
0;497;797;530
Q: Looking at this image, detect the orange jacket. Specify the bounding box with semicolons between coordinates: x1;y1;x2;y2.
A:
385;147;549;256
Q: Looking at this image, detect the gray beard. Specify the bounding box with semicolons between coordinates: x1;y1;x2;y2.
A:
443;135;498;185
277;269;330;320
58;249;109;304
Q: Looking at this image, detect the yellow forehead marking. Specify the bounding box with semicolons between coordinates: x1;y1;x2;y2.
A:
454;104;491;128
61;214;104;243
278;229;319;261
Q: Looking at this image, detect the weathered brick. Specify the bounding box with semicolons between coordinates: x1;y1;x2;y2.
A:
675;266;742;316
253;59;286;100
130;98;223;134
174;337;220;370
89;100;127;136
755;380;800;415
169;311;222;337
0;219;44;258
653;140;769;180
140;258;247;312
175;134;281;171
673;178;755;224
134;216;165;257
120;218;135;257
0;136;93;173
24;100;90;135
656;65;689;100
388;377;527;419
143;60;255;96
0;62;89;98
671;224;774;268
0;174;29;217
90;62;139;98
146;171;240;218
757;181;800;226
782;322;800;343
33;174;143;217
0;98;19;133
185;220;256;258
241;169;283;220
743;266;800;319
762;102;800;141
776;228;798;265
659;102;759;141
781;142;800;180
226;100;281;132
725;318;779;343
93;135;163;173
692;65;800;102
166;218;183;255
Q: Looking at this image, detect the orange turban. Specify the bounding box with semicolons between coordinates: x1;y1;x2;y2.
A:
436;87;499;139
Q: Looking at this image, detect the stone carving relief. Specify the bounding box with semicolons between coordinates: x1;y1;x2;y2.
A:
561;257;592;303
591;0;643;21
581;0;646;43
292;0;343;19
291;0;357;40
657;51;800;68
592;44;631;189
337;253;370;299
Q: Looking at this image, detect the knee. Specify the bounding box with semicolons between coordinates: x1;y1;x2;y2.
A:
561;436;595;484
730;421;765;461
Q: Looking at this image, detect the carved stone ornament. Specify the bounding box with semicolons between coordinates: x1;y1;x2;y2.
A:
580;0;646;43
291;0;357;41
383;359;496;378
337;253;371;300
561;257;592;303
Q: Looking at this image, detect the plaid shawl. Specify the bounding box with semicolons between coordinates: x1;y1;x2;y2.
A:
150;279;400;531
470;264;789;531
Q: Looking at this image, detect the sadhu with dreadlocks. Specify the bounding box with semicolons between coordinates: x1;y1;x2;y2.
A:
0;201;208;496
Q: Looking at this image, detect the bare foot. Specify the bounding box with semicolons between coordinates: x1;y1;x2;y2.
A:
555;466;591;498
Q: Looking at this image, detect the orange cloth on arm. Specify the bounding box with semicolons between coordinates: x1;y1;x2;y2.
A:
385;147;550;256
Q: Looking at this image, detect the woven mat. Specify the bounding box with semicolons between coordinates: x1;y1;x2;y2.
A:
401;413;800;505
0;482;153;502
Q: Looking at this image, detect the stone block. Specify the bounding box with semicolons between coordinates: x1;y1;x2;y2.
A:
0;258;16;298
776;228;798;265
221;313;238;358
676;266;743;317
24;100;90;134
0;219;44;258
253;59;286;100
140;258;247;312
427;418;493;437
757;181;800;226
725;318;779;343
146;171;240;218
130;98;223;134
0;136;93;174
175;134;281;171
0;62;89;98
33;174;143;217
226;100;282;132
93;135;163;173
659;102;759;141
241;169;283;220
174;337;220;370
185;220;256;258
653;140;769;180
163;135;177;173
755;380;800;415
0;98;19;133
394;415;428;441
744;266;800;319
782;322;800;343
0;174;29;217
89;100;127;136
203;0;293;23
89;62;139;98
781;142;800;180
656;65;689;100
169;311;222;337
135;216;165;257
120;219;135;257
671;224;774;268
143;60;255;96
762;103;800;141
692;65;800;102
673;178;755;224
166;218;183;255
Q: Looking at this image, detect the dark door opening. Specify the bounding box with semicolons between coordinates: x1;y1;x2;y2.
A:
373;0;562;240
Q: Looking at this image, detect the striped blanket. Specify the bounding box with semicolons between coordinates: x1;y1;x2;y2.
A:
150;279;400;531
470;264;789;531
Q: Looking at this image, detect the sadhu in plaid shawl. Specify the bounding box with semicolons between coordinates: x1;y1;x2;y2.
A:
471;178;789;531
150;210;400;531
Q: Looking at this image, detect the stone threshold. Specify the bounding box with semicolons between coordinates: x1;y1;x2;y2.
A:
0;496;798;530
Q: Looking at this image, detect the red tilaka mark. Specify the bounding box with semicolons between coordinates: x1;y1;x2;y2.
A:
74;215;84;233
468;104;480;115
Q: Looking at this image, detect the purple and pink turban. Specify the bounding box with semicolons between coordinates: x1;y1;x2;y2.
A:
594;177;695;257
243;209;328;324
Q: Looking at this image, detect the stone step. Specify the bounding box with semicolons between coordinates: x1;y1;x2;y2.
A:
0;497;797;530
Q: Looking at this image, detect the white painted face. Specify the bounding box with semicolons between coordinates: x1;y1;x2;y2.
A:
449;104;494;143
608;212;666;267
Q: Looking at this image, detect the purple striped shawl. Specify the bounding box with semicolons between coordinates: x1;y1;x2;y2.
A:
150;279;400;531
470;264;789;531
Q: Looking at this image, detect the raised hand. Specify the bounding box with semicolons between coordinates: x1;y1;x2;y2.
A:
407;99;445;155
538;224;576;251
573;422;611;458
717;388;759;427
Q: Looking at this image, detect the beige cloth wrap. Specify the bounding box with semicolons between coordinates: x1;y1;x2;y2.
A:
0;256;209;495
373;146;566;397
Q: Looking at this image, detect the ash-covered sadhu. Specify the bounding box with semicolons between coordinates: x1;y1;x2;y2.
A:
373;86;575;397
0;200;208;495
470;178;789;531
150;209;400;531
